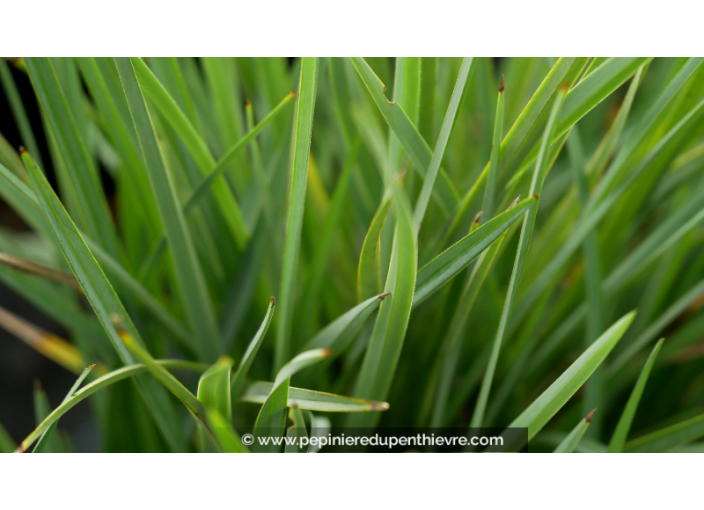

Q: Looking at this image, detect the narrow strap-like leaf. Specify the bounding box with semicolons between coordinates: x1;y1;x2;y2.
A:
553;410;595;453
115;57;221;363
414;57;476;229
275;57;319;371
21;149;187;451
608;339;664;452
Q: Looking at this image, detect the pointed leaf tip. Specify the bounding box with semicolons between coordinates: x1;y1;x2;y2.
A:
379;292;390;301
586;409;597;423
499;75;505;93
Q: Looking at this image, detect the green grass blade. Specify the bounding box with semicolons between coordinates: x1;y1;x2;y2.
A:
198;356;234;420
567;126;606;431
301;138;361;314
348;163;417;428
0;160;193;351
275;57;319;371
414;196;535;307
555;58;652;138
285;404;308;453
0;420;15;453
32;381;62;453
0;59;44;169
121;330;205;417
305;293;388;358
253;348;329;451
115;57;221;362
33;364;95;453
230;298;276;399
430;232;505;427
509;311;635;440
136;91;295;281
307;413;330;453
21;149;187;451
608;339;664;453
494;57;584;178
626;412;704;453
590;58;703;207
358;195;392;301
610;277;704;372
242;382;389;412
350;57;459;214
132;57;249;248
472;88;567;428
25;57;120;257
553;410;595;453
414;57;476;229
512;94;704;328
482;75;505;220
17;360;206;452
207;411;247;453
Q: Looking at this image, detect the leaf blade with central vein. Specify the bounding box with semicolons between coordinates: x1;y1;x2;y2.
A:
131;57;249;248
510;311;635;441
275;57;319;371
21;149;187;452
25;57;120;258
413;197;535;307
115;57;221;363
350;57;459;215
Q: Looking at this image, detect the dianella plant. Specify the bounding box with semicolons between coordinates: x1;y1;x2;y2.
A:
1;57;703;453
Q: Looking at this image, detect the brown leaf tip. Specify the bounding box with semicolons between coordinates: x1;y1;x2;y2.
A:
561;81;572;93
508;195;521;209
472;211;483;225
378;292;390;301
19;146;27;155
321;348;332;357
371;401;390;411
270;296;276;307
34;379;42;391
244;100;251;107
88;364;97;369
533;194;540;200
499;74;505;93
585;409;597;423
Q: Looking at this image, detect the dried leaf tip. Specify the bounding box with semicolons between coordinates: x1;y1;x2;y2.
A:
585;409;597;423
378;292;391;301
34;379;42;391
472;211;483;225
371;401;390;411
270;296;276;307
499;74;505;93
244;100;251;107
321;348;332;357
19;146;27;155
533;194;540;200
507;195;521;210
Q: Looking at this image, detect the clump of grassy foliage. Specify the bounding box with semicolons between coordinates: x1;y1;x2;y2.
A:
1;57;704;452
